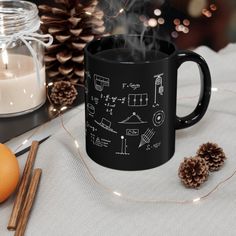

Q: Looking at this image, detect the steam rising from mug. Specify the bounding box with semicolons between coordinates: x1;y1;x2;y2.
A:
102;0;166;61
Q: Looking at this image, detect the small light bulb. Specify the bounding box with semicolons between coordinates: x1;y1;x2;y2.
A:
22;139;28;145
47;82;53;87
193;197;201;203
154;9;161;16
119;8;124;14
85;11;92;15
113;191;122;197
60;106;68;111
74;140;79;149
148;18;158;27
212;87;218;92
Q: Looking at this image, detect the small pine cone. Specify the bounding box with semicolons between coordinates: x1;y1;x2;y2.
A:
197;142;226;171
178;156;209;188
50;81;78;106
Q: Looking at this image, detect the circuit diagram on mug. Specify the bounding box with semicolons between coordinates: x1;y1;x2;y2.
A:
86;72;166;156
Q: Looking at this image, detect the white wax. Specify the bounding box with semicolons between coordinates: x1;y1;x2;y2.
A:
0;54;46;116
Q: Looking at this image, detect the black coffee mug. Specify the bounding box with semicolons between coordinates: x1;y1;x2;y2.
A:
84;35;211;171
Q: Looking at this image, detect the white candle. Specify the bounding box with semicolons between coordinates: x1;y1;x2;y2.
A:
0;54;46;116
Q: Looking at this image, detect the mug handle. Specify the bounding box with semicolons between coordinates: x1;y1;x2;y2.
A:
175;50;212;129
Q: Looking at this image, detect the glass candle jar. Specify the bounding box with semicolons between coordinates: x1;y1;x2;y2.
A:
0;0;52;117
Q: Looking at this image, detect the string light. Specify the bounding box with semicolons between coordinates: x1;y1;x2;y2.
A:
15;81;236;204
85;11;92;16
57;93;236;204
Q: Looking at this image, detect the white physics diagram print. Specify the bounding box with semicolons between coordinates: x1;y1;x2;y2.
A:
139;128;156;148
126;129;139;136
116;136;130;155
153;73;164;107
95;117;117;134
152;110;165;127
119;112;147;124
85;71;91;79
91;96;99;105
86;121;97;132
146;142;161;151
100;94;126;104
128;93;148;107
94;74;110;92
87;103;95;117
90;133;111;148
122;83;140;90
106;108;113;115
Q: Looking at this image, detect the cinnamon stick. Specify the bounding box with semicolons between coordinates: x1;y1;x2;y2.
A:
8;141;39;231
15;169;42;236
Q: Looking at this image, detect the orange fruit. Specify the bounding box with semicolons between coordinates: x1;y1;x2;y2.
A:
0;143;20;203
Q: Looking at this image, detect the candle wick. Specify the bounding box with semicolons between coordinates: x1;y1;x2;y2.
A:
5;63;8;70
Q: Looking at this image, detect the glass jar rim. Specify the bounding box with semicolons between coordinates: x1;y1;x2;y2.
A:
0;0;39;37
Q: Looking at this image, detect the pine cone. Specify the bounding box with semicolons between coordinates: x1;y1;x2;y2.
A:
197;142;226;171
39;0;105;84
50;81;78;106
178;156;209;188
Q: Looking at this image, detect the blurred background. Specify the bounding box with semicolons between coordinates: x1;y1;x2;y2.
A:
31;0;236;51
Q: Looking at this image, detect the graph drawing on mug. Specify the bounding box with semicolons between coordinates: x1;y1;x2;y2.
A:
95;118;117;134
139;128;156;148
152;110;165;127
116;136;130;155
153;73;164;107
126;129;139;136
87;103;95;117
128;93;148;107
94;74;110;92
119;112;147;124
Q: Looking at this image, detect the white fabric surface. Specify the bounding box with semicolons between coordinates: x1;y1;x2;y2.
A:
1;44;236;236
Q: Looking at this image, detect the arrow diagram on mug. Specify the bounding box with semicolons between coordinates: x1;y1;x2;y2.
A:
138;128;156;148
